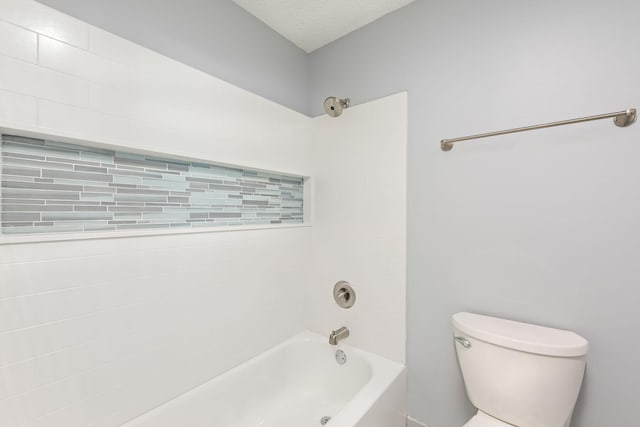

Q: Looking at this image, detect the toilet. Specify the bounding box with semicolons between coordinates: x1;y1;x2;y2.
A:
453;312;589;427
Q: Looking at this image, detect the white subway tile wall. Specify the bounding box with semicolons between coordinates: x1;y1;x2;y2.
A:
0;19;37;63
0;1;311;426
0;228;311;426
1;134;304;234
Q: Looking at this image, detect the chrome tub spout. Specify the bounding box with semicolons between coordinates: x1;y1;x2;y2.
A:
329;327;350;345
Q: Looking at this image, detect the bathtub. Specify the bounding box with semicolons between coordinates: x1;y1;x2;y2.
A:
124;331;406;427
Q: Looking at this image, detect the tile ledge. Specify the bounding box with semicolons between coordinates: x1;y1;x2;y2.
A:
0;223;312;245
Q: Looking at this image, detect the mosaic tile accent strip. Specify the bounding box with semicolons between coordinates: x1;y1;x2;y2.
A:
0;134;304;235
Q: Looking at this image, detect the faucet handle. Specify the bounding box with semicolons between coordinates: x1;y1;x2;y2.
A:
333;281;356;309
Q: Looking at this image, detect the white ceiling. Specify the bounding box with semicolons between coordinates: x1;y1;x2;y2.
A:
232;0;416;53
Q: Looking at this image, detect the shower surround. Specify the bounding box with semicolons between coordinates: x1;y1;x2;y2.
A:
0;1;407;426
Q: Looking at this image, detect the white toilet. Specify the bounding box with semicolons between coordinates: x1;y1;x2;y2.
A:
453;312;589;427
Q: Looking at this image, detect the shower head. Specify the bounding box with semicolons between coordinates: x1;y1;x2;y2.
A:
324;97;350;118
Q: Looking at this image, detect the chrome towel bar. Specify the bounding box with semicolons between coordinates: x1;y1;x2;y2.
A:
441;108;637;152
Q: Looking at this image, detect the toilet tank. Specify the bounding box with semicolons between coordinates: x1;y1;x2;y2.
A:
453;312;588;427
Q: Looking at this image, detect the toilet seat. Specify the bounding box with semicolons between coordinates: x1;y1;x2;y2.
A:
463;412;515;427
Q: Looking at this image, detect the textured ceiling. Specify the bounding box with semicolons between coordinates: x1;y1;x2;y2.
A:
232;0;416;53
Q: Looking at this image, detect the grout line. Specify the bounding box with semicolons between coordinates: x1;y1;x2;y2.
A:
86;23;90;51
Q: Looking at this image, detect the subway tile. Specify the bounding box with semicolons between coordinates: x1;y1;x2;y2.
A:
73;205;107;212
1;198;44;205
87;24;193;82
80;149;114;163
0;55;89;106
3;156;74;171
83;186;115;194
42;169;113;182
112;175;141;185
0;398;26;426
210;184;242;191
0;297;26;333
36;99;122;143
2;356;41;396
1;166;40;177
114;194;167;203
39;35;134;90
116;188;170;195
107;206;162;213
0;20;37;63
1;181;83;192
42;212;112;221
2;204;73;212
2;142;46;158
0;89;37;127
109;169;163;179
0;0;88;48
2;188;80;200
209;212;241;218
0;56;88;106
74;165;107;173
168;196;189;203
83;224;116;232
115;223;166;230
186;176;223;184
3;134;44;145
80;193;114;202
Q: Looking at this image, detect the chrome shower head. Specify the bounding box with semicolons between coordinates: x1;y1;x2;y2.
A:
324;97;350;118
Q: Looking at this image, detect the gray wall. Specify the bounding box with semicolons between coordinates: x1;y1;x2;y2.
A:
36;0;309;114
310;1;640;426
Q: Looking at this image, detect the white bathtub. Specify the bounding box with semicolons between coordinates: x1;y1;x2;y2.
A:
124;331;406;427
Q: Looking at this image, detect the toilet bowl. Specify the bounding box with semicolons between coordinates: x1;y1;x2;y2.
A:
453;312;588;427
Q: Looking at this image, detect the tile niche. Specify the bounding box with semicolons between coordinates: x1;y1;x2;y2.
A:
0;134;304;235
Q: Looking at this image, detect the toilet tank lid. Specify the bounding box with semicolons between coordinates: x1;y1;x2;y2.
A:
453;312;589;357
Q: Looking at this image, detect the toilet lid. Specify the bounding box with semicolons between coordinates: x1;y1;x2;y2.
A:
463;413;514;427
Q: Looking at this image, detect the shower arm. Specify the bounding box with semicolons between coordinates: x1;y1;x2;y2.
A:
440;108;637;152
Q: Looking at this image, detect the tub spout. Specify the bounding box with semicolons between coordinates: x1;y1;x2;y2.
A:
329;327;349;345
